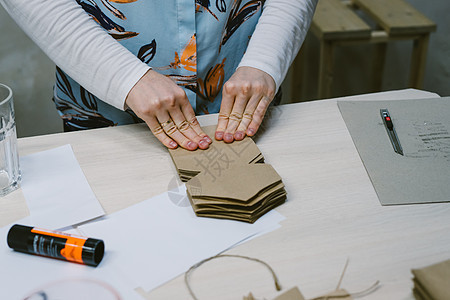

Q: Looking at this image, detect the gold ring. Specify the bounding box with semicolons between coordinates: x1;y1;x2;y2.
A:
159;118;173;128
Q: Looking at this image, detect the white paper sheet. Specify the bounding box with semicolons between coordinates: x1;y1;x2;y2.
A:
0;221;141;300
19;144;105;229
78;186;285;292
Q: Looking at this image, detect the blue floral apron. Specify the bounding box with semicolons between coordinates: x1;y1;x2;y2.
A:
54;0;264;130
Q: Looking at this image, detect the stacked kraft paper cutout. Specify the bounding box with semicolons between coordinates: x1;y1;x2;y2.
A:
169;126;286;223
412;259;450;300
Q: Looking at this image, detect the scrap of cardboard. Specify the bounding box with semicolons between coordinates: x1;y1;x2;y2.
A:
272;287;306;300
186;163;286;223
310;289;353;300
243;287;306;300
186;164;282;200
412;279;432;300
169;126;286;223
169;126;264;182
412;259;450;300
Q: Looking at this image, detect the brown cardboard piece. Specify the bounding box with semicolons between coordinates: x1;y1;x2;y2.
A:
272;287;306;300
169;126;285;223
310;289;353;300
186;163;286;223
169;126;264;182
412;259;450;300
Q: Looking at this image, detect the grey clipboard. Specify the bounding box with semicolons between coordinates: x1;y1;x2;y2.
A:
338;97;450;205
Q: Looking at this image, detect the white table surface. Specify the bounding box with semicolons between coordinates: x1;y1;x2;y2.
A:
1;89;449;300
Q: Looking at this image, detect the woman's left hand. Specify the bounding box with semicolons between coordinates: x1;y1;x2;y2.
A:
215;66;276;142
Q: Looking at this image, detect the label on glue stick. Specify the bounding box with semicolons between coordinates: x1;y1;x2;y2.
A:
31;228;88;264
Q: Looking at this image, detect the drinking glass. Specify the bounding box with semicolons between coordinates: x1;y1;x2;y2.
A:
0;83;21;196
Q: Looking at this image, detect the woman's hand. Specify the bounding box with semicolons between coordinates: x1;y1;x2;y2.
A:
215;66;276;143
126;70;212;150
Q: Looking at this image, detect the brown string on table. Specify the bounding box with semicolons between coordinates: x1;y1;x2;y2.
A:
184;255;380;300
309;280;380;300
309;258;380;300
184;254;282;300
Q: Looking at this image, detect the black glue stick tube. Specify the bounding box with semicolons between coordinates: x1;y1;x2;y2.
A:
7;224;104;267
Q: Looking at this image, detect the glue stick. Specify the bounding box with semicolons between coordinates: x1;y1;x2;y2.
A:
7;224;104;267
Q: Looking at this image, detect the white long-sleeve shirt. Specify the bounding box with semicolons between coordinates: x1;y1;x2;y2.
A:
0;0;317;110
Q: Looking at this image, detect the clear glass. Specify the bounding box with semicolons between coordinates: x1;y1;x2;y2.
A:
0;83;21;196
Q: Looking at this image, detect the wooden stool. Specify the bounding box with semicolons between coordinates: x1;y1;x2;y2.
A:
292;0;436;100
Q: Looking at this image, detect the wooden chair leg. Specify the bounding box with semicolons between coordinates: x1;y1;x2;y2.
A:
318;41;334;99
372;42;387;92
409;34;430;89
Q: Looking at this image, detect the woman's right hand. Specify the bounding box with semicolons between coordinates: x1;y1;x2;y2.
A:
125;70;211;150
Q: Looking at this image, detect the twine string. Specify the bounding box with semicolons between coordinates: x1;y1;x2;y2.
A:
184;255;380;300
308;280;380;300
336;258;350;290
184;254;282;300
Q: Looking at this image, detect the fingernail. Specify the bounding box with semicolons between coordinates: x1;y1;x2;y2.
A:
187;141;197;150
169;141;178;148
234;131;244;140
215;131;224;140
247;128;255;136
203;136;212;143
224;133;233;142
